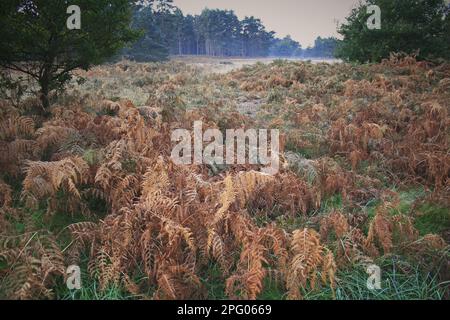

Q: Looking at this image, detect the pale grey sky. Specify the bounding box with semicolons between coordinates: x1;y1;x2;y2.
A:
173;0;360;47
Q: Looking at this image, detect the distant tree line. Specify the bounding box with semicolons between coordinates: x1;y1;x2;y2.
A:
124;0;338;61
269;36;338;58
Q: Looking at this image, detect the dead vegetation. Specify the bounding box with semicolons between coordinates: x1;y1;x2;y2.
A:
0;55;449;299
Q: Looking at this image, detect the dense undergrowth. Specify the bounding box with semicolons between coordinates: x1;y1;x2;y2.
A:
0;54;449;300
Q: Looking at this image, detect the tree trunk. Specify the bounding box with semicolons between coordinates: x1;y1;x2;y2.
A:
40;90;49;109
38;68;51;116
39;80;49;109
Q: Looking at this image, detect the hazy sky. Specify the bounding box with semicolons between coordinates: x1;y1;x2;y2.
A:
173;0;360;47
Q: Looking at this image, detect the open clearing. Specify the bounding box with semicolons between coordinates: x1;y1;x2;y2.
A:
172;55;341;74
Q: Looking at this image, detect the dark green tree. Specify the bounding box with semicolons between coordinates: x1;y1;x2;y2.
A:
0;0;140;110
336;0;450;63
180;15;197;55
196;9;237;56
153;0;180;54
124;1;169;62
270;35;300;57
302;37;338;58
242;16;275;57
133;7;276;58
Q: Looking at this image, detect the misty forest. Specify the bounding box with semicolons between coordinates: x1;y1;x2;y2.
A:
123;1;338;61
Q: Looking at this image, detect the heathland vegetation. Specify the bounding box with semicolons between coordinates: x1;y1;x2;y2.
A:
0;0;449;300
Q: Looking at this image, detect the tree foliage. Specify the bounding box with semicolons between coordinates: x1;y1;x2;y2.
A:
303;37;338;58
0;0;139;109
336;0;450;63
126;5;277;59
123;1;341;61
270;36;301;57
124;1;169;62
